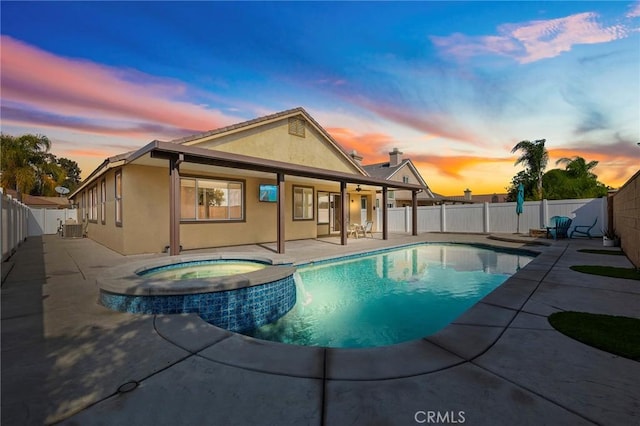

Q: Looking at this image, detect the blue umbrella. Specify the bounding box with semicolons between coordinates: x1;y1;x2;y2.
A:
516;183;524;233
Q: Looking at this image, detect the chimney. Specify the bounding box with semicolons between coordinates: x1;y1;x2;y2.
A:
464;188;472;201
389;147;403;167
350;150;363;165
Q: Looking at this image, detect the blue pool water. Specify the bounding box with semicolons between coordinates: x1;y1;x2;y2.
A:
244;244;534;348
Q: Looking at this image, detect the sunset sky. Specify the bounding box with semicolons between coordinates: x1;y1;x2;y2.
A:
1;1;639;196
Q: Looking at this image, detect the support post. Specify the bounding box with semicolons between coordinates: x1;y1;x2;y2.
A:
169;154;183;256
412;191;418;236
382;187;388;240
340;181;348;245
277;173;285;254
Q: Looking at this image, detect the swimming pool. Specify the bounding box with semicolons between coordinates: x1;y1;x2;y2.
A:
244;243;535;348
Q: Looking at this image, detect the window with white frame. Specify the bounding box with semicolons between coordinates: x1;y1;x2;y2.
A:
89;185;98;221
115;170;122;226
100;179;106;224
180;177;243;221
293;186;314;220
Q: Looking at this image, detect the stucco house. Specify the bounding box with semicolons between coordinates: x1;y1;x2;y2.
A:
70;108;426;255
362;148;436;208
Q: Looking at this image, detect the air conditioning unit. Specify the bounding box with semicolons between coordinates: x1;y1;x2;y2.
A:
64;224;84;238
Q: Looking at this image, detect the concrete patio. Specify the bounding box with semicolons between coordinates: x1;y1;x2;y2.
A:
1;233;639;425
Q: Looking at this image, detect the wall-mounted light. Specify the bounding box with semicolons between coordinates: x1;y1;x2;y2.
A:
356;185;362;192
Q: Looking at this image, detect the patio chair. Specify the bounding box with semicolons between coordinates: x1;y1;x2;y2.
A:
360;221;374;238
348;222;361;238
546;216;572;240
569;217;597;239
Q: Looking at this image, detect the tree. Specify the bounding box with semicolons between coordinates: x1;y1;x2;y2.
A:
1;133;51;199
555;156;598;180
57;157;82;192
505;170;537;202
0;133;76;198
510;139;549;200
542;156;608;199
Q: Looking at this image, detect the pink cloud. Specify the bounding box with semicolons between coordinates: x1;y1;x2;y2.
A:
432;12;631;63
0;36;239;137
356;101;486;147
627;2;640;18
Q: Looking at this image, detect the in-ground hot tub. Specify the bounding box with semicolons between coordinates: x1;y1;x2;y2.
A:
97;253;296;332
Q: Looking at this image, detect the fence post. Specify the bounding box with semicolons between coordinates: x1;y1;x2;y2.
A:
540;199;548;228
483;202;490;233
440;204;447;232
404;206;410;233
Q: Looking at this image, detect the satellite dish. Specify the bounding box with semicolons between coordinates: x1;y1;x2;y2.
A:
55;186;70;195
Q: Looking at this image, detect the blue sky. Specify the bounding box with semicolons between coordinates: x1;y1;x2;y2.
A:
1;1;639;194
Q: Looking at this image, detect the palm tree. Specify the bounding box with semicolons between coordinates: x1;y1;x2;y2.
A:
555;156;598;180
511;139;549;200
0;133;61;199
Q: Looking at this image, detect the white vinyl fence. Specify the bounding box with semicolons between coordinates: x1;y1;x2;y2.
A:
388;197;607;235
28;208;78;236
1;189;30;262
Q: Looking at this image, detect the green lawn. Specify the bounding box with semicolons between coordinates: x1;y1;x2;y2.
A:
549;312;640;361
570;265;640;280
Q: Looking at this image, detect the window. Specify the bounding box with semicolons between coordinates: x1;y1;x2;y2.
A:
81;192;86;221
180;177;244;221
293;186;313;220
100;179;106;224
115;170;122;226
288;117;306;137
402;176;409;183
88;186;98;222
388;191;395;199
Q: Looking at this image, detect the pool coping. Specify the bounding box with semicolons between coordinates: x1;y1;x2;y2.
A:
151;242;558;381
97;253;296;296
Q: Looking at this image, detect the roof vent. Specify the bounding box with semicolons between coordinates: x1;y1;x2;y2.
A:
288;117;306;138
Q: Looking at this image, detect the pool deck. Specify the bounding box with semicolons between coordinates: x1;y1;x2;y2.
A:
2;233;639;425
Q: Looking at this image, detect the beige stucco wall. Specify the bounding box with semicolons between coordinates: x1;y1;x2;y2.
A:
613;170;640;268
389;163;422;203
78;168;125;254
181;177;321;250
192;118;360;174
76;162;377;254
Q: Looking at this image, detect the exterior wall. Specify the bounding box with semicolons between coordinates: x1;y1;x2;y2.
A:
613;170;639;268
389;163;423;203
194;118;359;174
74;162;377;255
122;165;169;254
78;168;126;254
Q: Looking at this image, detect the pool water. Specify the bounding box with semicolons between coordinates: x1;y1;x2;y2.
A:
140;260;267;280
244;244;534;348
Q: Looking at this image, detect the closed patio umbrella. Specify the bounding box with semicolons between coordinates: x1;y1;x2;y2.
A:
516;183;524;233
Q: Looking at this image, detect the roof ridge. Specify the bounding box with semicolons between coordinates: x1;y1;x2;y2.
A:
168;107;307;145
